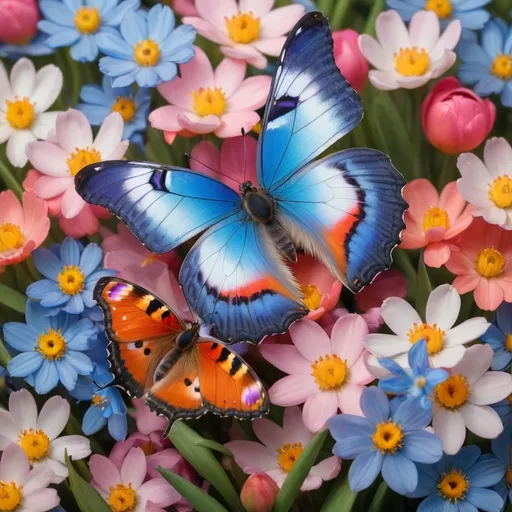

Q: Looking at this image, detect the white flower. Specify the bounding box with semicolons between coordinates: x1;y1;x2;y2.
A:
457;137;512;230
0;390;91;484
358;10;461;90
365;284;489;376
0;58;63;167
432;344;512;454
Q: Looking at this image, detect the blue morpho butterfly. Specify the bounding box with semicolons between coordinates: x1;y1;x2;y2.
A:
75;11;408;345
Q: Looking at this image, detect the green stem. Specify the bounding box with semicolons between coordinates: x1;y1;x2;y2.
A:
0;282;27;314
368;482;389;512
438;154;456;190
364;0;385;35
0;158;23;199
316;0;335;16
0;334;12;367
330;0;353;29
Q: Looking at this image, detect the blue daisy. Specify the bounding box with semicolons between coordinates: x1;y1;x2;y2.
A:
97;4;196;88
481;301;512;370
491;423;512;506
3;300;97;394
407;445;504;511
0;32;53;59
38;0;140;62
26;237;116;316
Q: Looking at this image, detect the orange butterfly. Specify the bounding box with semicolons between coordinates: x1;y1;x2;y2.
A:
94;277;269;432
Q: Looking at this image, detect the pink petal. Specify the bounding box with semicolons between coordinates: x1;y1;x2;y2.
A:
146;449;183;479
214;57;246;97
400;218;426;249
21;193;48;247
259;344;310;375
445;211;473;239
224;441;277;472
21;488;59;511
137;477;181;507
460;403;503;439
283;406;314;446
309;456;341;483
227;76;271;112
337;385;364;415
149;105;185;132
131;398;168;435
331;314;368;366
34;175;72;199
183;16;231;45
89;455;121;493
164;131;178;144
221;44;267;69
252;416;284;453
215;111;260;138
252;37;286;57
347;355;374;386
120;448;146;489
474;278;503;310
0;444;30;484
0;190;23;227
290;320;331;361
61;186;85;219
108;439;137;470
452;274;481;294
403;178;439;224
239;0;273;18
303;391;339;433
439;181;466;222
268;374;318;406
26;141;69;177
219;135;257;186
59;205;100;237
432;407;465;455
56;109;92;153
93;112;124;157
424;242;451;268
260;5;305;38
177;112;221;134
195;0;237;33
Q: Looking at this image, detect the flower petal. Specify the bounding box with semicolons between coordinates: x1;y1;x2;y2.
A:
460;403;503;439
381;452;418;495
88;454;121;493
9;389;38;430
361;387;389;424
303;391;339;433
290;320;331;361
425;285;460;330
452;344;493;384
121;447;146;489
268;374;318;407
381;297;421;337
331;314;368;365
348;450;383;491
469;371;512;405
432;407;465;455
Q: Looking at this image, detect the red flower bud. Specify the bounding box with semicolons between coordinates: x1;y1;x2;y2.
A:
332;29;369;93
240;473;279;512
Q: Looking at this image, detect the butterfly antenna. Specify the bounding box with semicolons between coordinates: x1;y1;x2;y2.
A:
241;127;248;183
93;380;111;392
185;153;241;188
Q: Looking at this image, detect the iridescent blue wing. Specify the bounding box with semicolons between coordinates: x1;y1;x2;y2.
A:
75;161;242;253
257;11;363;192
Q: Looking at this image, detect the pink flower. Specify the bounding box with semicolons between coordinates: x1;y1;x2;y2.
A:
240;472;279;512
0;190;49;271
130;398;168;437
401;179;473;267
225;406;340;489
355;268;407;312
422;77;495;155
0;0;39;46
332;29;369;93
171;0;197;16
150;47;270;143
26;109;128;221
446;218;512;311
183;0;305;69
260;315;374;433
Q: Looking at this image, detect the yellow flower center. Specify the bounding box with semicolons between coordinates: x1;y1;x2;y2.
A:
423;206;450;232
141;254;158;267
435;374;469;409
489;175;512;209
407;323;445;355
225;11;260;44
57;265;85;295
415;376;427;388
0;481;22;511
276;443;304;472
37;328;66;360
112;97;137;123
491;53;512;81
425;0;453;19
252;121;261;134
507;466;512;488
0;223;25;253
508;393;512;407
372;421;403;454
133;38;160;67
302;284;322;311
311;354;348;390
5;97;35;129
74;6;101;34
18;429;50;462
140;441;157;456
108;483;137;512
67;147;102;177
192;88;226;117
92;394;107;408
394;47;430;76
506;334;512;352
438;469;469;501
476;248;505;278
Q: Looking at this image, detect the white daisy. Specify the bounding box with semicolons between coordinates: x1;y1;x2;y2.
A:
0;58;63;167
358;10;461;90
0;390;91;484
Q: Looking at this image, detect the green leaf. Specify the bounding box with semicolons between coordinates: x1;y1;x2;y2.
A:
194;438;234;457
158;467;229;512
416;252;432;319
392;249;417;298
320;473;358;512
273;430;328;512
0;283;27;314
368;482;389;512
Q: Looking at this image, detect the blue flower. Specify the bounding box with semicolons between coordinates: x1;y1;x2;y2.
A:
3;300;97;394
26;237;115;316
457;18;512;107
493;395;512;425
327;387;443;495
491;423;512;505
379;340;449;411
407;445;505;512
97;4;196;88
76;75;150;143
38;0;141;62
292;0;316;13
0;33;54;59
482;301;512;370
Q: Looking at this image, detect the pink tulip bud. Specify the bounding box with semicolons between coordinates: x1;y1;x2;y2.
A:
421;77;496;155
0;0;39;45
240;473;279;512
332;29;369;93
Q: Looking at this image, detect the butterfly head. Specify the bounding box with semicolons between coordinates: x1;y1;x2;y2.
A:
176;323;200;350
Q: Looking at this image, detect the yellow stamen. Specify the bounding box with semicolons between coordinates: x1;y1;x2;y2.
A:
0;223;24;253
311;354;348;390
57;265;85;295
276;443;304;472
37;328;66;360
423;206;450;232
491;53;512;81
437;469;469;501
372;421;403;454
0;481;22;511
18;429;50;461
489;175;512;209
508;393;512;408
133;39;160;67
141;254;158;267
225;11;260;44
407;323;445;355
111;97;137;123
302;284;322;311
506;334;512;352
108;483;137;512
425;0;453;19
252;121;261;134
5;97;35;129
192;88;226;117
507;466;512;488
394;47;430;76
67;147;101;177
140;441;156;456
435;374;469;409
74;6;101;34
475;248;505;278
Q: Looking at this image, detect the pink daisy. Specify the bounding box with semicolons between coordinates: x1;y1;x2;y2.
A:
172;0;197;16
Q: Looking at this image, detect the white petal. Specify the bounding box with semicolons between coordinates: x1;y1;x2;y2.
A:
457;178;493;208
426;284;461;330
368;70;400;90
483;137;512;179
457;153;492;190
452;344;492;384
364;353;392;379
0;444;30;484
460;403;503;439
22;466;54;494
56;109;92;152
358;34;392;71
10;58;36;98
409;11;439;52
381;297;421;337
34;458;68;484
444;318;490;349
0;120;13;143
37;396;70;440
469;371;512;405
92;112;124;157
432;407;465;455
31;65;63;113
49;436;91;463
430;345;465;369
9;389;37;430
61;186;85;219
395;73;432;89
431;19;461;59
375;10;410;53
6;130;35;167
0;410;20;446
19;488;59;512
0;61;13;104
365;333;410;357
31;112;60;140
480;207;508;227
430;51;457;79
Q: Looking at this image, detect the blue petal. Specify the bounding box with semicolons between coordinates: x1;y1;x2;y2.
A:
32;248;62;279
3;323;38;351
70;35;98;62
85;268;116;288
474;74;504;96
160;24;196;57
147;4;175;43
112;70;139;88
417;494;455;512
379;375;411;394
44;30;81;48
481;324;506;349
35;360;59;393
456;499;478;512
120;10;148;45
407;467;438;498
108;388;127;415
70;377;95;401
108;413;127;441
453;0;491;9
8;352;43;378
465;487;504;512
26;279;59;300
40;0;75;25
38;19;70;35
104;0;140;26
66;321;97;350
332;435;374;459
424;368;449;389
378;356;407;375
327;414;374;440
82;405;107;435
60;237;81;266
361;387;390;425
348;450;383;491
154;62;177;83
25;301;51;332
457;42;493;67
502;84;512;108
55;359;78;390
458;64;489;85
386;0;418;21
81;289;96;309
62;294;84;315
99;55;138;77
76;103;111;125
402;431;443;464
466;454;507;487
79;84;109;105
452;445;482;473
482;20;505;59
63;0;81;10
409;339;429;374
65;351;94;375
456;10;491;30
134;67;159;88
79;243;103;276
492;349;512;371
393;397;431;431
96;32;132;59
382;452;418;495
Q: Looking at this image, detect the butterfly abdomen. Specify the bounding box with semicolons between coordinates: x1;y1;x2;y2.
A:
265;218;297;263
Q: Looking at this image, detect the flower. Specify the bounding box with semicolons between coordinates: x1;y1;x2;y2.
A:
0;444;59;512
365;284;489;375
0;58;62;167
379;339;449;410
0;190;49;272
89;447;181;512
149;47;270;142
130;398;168;437
226;406;340;489
38;0;140;62
446;218;512;310
260;314;374;433
432;344;512;454
491;423;512;505
183;0;305;70
400;179;473;267
26;237;116;315
171;0;197;16
4;300;97;394
482;301;512;370
0;33;53;59
458;19;512;107
0;390;91;483
240;473;279;512
0;0;39;45
358;10;460;90
332;29;369;93
422;77;495;154
26;109;128;221
97;4;196;88
493;395;512;426
76;76;150;145
328;387;443;494
457;137;512;230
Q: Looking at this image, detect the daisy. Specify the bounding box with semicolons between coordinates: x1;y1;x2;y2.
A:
432;344;512;454
0;58;62;167
482;301;512;371
365;284;489;376
225;406;340;490
491;423;512;506
358;10;461;90
0;390;91;483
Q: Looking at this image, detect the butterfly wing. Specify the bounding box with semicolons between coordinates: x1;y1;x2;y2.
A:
75;160;242;253
257;11;363;192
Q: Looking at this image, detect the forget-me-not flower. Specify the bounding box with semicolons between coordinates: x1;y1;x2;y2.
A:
493;395;512;425
482;301;512;370
492;423;512;506
0;33;53;59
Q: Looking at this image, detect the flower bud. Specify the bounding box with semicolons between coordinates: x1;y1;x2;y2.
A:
240;473;279;512
0;0;39;45
332;29;369;93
